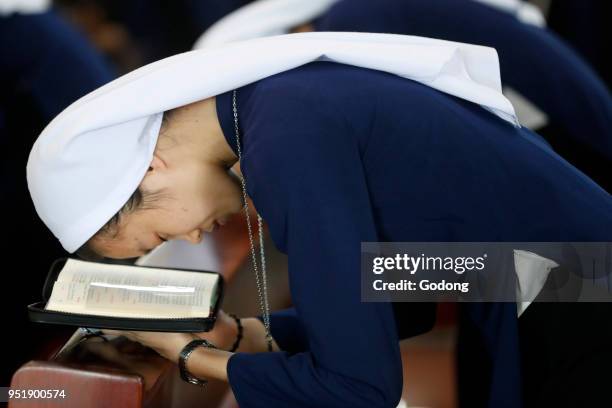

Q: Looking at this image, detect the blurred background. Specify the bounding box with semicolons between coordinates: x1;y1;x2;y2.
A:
1;1;610;407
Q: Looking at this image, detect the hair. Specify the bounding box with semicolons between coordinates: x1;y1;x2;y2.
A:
75;187;170;261
75;110;175;261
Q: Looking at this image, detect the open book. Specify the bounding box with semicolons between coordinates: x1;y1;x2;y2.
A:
28;258;224;332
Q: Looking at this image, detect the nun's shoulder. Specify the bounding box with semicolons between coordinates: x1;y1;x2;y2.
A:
243;61;419;126
240;62;362;130
237;64;371;162
241;63;351;138
250;61;388;100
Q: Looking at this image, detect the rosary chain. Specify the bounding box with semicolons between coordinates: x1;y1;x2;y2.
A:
232;90;273;351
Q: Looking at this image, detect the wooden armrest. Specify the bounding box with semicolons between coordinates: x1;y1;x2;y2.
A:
9;360;144;408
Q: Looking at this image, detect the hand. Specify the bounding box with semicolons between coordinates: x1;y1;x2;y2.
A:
192;309;238;350
101;329;197;364
99;329;233;382
197;310;281;353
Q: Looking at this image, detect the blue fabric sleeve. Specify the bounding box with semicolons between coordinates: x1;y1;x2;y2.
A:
226;82;403;407
255;307;310;353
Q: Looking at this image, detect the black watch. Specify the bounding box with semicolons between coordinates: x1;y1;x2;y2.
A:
178;339;217;386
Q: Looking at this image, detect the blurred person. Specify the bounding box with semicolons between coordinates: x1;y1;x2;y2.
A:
0;0;114;384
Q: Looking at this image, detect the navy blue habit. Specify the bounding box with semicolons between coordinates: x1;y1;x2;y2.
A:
214;62;612;407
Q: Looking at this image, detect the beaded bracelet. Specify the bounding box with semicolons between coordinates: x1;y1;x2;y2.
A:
228;313;243;352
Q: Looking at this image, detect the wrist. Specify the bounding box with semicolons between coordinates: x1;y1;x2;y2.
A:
169;333;199;364
179;338;219;385
183;342;231;382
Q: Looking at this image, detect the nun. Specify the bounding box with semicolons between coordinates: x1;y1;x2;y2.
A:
27;33;612;407
197;0;612;192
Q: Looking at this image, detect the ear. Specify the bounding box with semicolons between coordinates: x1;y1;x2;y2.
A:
147;153;167;172
140;153;168;190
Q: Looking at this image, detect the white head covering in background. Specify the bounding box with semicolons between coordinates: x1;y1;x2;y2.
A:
0;0;49;15
27;32;519;253
194;0;339;49
194;0;545;50
472;0;546;27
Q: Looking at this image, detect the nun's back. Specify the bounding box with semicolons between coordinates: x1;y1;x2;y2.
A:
213;62;611;408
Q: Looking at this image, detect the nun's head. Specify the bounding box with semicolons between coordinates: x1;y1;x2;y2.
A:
78;98;243;260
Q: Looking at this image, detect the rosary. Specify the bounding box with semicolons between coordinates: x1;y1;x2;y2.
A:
232;89;273;352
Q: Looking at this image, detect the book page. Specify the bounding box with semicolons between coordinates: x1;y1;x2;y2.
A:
45;259;219;319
